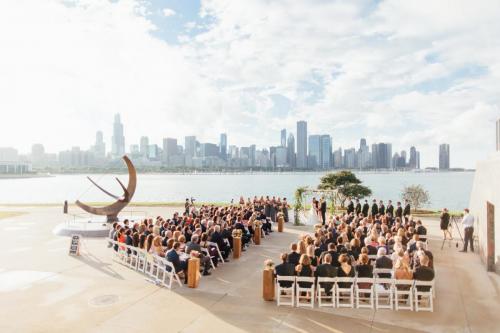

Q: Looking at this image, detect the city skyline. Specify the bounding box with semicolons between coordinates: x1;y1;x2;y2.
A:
1;1;500;169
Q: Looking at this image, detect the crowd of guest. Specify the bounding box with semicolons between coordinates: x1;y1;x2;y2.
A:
275;198;434;292
110;196;290;283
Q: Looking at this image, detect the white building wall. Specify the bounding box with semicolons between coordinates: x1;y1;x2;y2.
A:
469;153;500;272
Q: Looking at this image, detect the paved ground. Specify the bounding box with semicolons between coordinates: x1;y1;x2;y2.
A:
0;206;499;333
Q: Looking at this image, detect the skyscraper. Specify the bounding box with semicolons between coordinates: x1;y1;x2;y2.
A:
93;131;106;159
409;146;418;169
439;144;450;170
320;135;332;169
372;143;392;169
280;129;287;147
296;121;307;169
140;136;149;158
184;136;197;157
220;133;227;159
162;138;177;164
308;135;321;169
287;133;295;168
357;138;371;169
111;114;125;157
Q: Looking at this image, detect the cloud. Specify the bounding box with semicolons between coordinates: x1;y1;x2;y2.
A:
0;0;499;169
162;7;176;17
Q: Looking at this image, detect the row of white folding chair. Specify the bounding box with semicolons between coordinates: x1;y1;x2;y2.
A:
276;276;434;311
110;241;182;289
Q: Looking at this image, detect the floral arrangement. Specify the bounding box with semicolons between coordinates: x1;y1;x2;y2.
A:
264;259;274;270
232;229;242;238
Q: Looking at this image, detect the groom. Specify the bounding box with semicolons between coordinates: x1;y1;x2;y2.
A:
320;197;327;225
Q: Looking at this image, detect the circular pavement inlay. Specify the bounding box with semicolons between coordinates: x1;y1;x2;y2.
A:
88;294;120;307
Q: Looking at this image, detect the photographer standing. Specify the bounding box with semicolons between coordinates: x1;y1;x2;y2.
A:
460;208;475;253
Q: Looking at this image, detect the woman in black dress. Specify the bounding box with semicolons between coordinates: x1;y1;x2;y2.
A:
295;254;314;288
440;208;452;240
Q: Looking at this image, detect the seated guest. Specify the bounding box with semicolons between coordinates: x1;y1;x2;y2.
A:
287;243;301;266
166;242;188;283
295;254;314;288
306;245;318;268
355;253;373;278
186;235;211;276
337;254;355;288
416;220;427;241
319;243;339;267
315;254;337;295
211;225;230;259
274;253;296;287
413;255;434;291
375;247;393;278
151;236;165;257
394;258;413;280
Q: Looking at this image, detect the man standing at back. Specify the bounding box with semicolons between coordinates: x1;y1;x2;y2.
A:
362;200;370;217
355;199;362;216
403;200;411;217
460;208;475;253
371;199;379;216
395;202;403;219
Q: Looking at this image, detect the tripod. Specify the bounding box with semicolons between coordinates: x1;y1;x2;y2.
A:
441;215;465;250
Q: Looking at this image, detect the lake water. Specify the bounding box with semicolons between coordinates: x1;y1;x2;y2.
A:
0;171;474;211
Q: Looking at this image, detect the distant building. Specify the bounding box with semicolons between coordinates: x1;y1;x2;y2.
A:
439;144;450;170
111;114;125;158
140;136;149;158
200;143;219;158
357;138;371;169
92;132;106;160
275;147;288;167
0;147;19;161
287;133;295;168
220;133;227;160
148;144;160;161
162;138;178;165
184;136;197;158
372;143;392;169
308;135;321;169
333;148;343;168
344;148;356;169
409;146;418;169
249;144;256;167
280;129;287;147
320;135;332;169
296;121;307;169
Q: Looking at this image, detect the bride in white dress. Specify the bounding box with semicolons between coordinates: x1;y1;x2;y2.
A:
301;198;319;226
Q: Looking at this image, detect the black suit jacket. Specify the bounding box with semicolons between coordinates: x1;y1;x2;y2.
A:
315;264;337;293
386;204;394;215
320;201;327;213
275;262;296;287
403;204;411;216
355;203;361;214
347;202;354;213
375;256;393;278
362;203;369;216
379;204;385;215
396;206;403;218
287;252;301;266
414;266;435;291
371;203;379;215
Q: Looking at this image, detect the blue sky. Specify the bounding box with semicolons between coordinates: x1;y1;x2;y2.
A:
0;0;499;168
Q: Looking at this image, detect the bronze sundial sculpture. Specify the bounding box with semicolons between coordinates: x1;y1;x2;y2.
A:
76;155;137;222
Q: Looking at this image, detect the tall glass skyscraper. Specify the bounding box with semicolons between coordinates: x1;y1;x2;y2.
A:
308;135;321;169
287;133;295;168
296;121;307;169
111;114;125;157
439;144;450;170
280;129;287;147
320;135;331;169
220;133;227;159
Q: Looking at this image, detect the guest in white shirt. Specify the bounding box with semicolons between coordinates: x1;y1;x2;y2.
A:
460;208;475;253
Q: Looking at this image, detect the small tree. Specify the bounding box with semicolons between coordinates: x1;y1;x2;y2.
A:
294;186;308;225
401;184;430;212
318;171;372;207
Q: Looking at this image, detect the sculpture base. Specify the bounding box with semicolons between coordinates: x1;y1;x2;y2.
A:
53;218;111;237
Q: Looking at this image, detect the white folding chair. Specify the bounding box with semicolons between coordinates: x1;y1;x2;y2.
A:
126;245;138;269
110;241;121;262
414;280;434;312
136;249;147;272
157;257;183;289
208;241;225;264
276;275;295;307
373;268;393;279
201;248;216;270
375;278;394;310
296;277;315;308
317;277;336;307
355;277;374;309
336;277;355;308
368;255;377;264
145;253;160;279
394;280;414;311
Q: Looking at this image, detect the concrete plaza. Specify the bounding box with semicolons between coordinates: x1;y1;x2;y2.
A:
0;206;499;333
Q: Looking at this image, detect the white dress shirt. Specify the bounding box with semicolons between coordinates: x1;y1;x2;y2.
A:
462;213;474;229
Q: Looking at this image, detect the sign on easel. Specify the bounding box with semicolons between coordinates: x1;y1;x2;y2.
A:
69;234;81;256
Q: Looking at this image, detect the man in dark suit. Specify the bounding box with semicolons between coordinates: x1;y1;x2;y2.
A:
403;200;411;217
371;199;379;216
378;200;385;215
211;225;230;259
414;255;434;291
319;243;339;267
186;235;211;275
287;243;301;266
395;202;403;219
362;200;370;217
375;248;393;278
166;242;188;282
315;254;337;295
320;198;327;225
347;197;354;214
355;199;361;215
386;200;394;216
275;253;296;287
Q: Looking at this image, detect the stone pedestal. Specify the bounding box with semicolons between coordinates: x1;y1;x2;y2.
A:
187;258;200;288
254;226;261;245
262;269;275;301
278;216;284;232
233;237;241;259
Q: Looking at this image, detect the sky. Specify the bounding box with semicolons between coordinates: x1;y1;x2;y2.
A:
0;0;499;168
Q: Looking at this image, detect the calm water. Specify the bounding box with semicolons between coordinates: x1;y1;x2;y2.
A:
0;171;474;211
